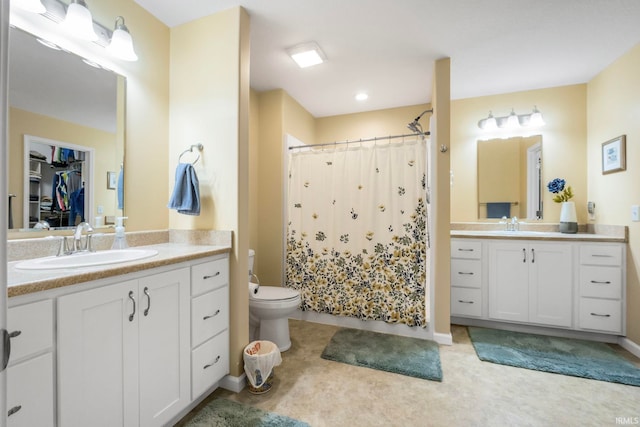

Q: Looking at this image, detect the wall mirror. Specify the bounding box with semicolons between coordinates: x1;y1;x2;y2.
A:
7;26;125;235
477;135;542;220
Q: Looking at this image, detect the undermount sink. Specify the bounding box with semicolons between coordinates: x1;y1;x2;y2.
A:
15;248;159;270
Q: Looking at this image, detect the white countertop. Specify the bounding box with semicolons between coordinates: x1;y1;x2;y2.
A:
451;229;626;242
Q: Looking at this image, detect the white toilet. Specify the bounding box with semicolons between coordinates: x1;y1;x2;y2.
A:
248;249;300;351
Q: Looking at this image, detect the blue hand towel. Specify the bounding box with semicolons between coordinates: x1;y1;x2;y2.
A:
486;202;511;218
117;168;124;210
168;163;200;215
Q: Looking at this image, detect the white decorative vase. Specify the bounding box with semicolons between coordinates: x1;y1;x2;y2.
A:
559;201;578;234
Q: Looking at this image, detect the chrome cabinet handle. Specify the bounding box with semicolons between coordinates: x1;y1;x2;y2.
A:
128;291;136;322
1;329;10;372
458;300;474;304
590;280;611;284
203;272;221;280
204;355;221;369
8;330;21;339
458;248;474;252
143;287;151;316
531;248;535;263
522;248;527;263
8;405;22;417
592;254;613;258
203;309;221;320
590;312;611;318
457;272;474;275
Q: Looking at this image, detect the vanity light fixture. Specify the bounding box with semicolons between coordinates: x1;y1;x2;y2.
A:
478;106;546;130
106;16;138;62
61;0;98;41
287;42;326;68
14;0;46;14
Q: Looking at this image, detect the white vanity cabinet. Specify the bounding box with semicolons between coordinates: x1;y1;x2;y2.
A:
6;299;55;427
578;244;625;334
57;267;191;427
489;241;572;327
450;240;483;317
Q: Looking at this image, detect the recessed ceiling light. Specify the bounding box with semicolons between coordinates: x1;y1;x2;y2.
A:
355;93;368;101
286;42;326;68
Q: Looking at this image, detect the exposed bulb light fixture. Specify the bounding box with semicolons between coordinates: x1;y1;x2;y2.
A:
62;0;99;41
106;16;138;61
478;107;546;131
14;0;46;14
287;42;326;68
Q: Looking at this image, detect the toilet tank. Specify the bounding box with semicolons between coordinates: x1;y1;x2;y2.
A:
248;249;255;280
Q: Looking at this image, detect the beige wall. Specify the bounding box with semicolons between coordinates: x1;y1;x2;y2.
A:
9;108;118;228
451;84;587;224
170;7;250;377
587;43;640;344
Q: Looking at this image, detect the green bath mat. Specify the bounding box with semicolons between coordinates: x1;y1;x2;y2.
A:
183;398;309;427
321;328;442;381
468;327;640;387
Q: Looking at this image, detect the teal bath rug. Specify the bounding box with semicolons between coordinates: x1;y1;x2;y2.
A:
183;398;309;427
321;328;443;381
468;327;640;387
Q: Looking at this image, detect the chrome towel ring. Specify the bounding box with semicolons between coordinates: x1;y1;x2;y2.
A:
179;143;204;165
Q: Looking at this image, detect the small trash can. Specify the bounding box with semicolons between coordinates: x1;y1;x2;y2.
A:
243;340;282;394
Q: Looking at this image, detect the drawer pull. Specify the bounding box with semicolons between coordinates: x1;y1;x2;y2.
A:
522;248;527;263
458;300;474;304
8;405;22;417
531;248;535;264
458;248;474;252
592;254;613;258
590;280;611;284
203;309;221;320
203;272;221;280
203;355;221;369
143;287;151;316
590;312;611;318
457;272;474;275
128;291;136;322
8;330;22;339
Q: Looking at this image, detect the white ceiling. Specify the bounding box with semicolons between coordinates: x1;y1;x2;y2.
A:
137;0;640;118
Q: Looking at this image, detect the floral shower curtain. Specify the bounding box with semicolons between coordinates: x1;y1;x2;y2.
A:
286;137;429;327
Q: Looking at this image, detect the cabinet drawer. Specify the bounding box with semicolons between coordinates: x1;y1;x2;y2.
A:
579;298;622;334
192;330;229;399
451;287;482;317
7;300;53;362
451;259;481;288
192;258;229;296
580;266;622;299
579;245;622;266
192;286;229;348
451;240;482;259
7;352;54;427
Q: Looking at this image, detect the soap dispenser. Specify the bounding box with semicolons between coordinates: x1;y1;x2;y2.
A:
111;216;129;249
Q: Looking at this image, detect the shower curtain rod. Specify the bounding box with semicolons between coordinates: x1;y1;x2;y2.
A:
288;131;430;151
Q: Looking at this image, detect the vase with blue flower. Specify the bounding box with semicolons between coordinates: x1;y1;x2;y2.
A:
547;178;577;233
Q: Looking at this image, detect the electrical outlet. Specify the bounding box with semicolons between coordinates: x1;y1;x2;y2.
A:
97;205;104;214
632;205;640;222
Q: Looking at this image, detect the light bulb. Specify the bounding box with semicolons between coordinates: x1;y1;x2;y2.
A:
62;0;99;41
107;17;138;61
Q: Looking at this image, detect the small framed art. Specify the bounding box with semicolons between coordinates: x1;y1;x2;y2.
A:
602;135;626;175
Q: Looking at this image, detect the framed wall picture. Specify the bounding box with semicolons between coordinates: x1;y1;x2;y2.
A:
107;171;117;189
602;135;626;175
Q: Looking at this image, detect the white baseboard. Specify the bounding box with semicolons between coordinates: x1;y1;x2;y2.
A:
434;332;453;346
219;373;246;393
618;337;640;359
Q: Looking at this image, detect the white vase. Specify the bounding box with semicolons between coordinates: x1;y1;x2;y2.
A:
559;201;578;234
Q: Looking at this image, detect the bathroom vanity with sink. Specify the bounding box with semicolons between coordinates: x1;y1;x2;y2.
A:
450;227;627;338
6;242;230;427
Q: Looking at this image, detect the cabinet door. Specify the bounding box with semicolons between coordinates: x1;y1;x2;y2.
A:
58;280;139;427
529;243;573;327
7;353;54;427
489;242;529;322
138;268;190;427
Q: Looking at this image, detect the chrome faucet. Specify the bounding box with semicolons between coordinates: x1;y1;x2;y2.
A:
73;222;94;252
506;216;520;231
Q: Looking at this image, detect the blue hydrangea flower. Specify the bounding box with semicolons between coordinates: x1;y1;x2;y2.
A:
547;178;565;194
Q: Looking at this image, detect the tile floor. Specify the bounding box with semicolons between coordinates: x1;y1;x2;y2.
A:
177;320;640;427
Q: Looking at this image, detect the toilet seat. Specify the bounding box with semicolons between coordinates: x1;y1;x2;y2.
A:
250;285;299;302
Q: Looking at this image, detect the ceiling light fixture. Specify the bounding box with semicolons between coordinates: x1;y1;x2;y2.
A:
14;0;46;14
61;0;98;41
355;93;368;101
106;16;138;61
478;107;546;130
286;42;326;68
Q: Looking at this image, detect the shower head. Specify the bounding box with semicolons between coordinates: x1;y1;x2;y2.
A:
407;109;433;135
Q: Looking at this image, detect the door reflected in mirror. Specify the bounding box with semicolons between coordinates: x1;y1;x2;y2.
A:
477;135;542;220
